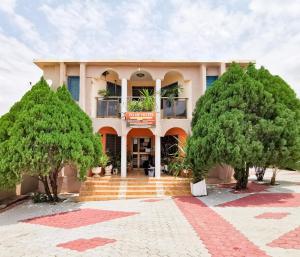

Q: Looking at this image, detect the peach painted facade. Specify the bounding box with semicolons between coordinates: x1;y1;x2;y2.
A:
34;60;250;183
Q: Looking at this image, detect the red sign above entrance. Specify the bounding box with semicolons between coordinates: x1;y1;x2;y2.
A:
125;112;156;127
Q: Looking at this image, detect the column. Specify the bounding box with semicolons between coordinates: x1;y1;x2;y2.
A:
91;80;97;118
155;79;161;116
121;78;127;116
187;80;193;120
59;62;66;87
121;134;127;178
155;134;161;178
220;62;226;75
201;64;207;93
79;63;86;111
155;79;161;178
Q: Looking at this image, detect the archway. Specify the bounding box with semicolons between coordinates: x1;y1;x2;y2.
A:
98;126;120;160
162;127;188;160
161;71;187;118
127;128;154;171
129;70;155;101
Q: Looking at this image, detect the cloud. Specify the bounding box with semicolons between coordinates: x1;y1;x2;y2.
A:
0;33;41;114
0;0;299;115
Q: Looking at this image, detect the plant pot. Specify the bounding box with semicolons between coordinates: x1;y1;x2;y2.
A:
92;167;102;178
105;165;113;176
190;179;207;196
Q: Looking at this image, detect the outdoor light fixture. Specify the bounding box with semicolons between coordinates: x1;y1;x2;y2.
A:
136;72;145;78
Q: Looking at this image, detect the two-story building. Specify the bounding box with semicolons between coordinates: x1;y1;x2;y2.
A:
34;60;249;185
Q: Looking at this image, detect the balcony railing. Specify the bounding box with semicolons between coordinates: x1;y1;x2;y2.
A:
161;97;187;119
96;96;187;119
96;97;121;118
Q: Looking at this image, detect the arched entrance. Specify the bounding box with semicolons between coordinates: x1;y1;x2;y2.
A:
95;70;121;118
98;127;121;169
127;128;154;173
162;127;188;163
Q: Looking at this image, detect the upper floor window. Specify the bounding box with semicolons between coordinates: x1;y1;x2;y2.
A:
67;76;80;101
106;81;121;97
206;76;218;89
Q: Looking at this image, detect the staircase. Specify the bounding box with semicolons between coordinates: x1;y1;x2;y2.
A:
78;176;191;201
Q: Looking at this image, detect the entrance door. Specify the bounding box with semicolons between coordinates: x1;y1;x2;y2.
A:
132;137;152;168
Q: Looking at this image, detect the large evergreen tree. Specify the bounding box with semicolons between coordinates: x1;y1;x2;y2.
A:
0;78;102;201
187;63;300;189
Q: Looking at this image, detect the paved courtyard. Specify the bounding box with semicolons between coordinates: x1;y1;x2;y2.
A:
0;169;300;257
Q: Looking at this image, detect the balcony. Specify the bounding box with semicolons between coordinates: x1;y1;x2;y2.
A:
161;97;187;119
96;97;121;118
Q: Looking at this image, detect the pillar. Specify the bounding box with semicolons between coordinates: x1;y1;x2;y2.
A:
155;134;161;178
121;78;127;116
121;134;127;178
201;64;207;93
155;78;161;178
220;62;226;75
59;62;66;87
79;63;86;111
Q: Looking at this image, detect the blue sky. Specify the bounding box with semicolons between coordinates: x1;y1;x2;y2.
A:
0;0;300;115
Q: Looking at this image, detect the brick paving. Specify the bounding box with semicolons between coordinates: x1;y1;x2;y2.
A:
0;169;299;257
267;226;300;250
218;193;300;207
57;237;116;252
174;196;269;257
22;208;138;229
255;212;290;219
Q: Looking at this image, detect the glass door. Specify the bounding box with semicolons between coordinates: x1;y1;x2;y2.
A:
132;137;152;168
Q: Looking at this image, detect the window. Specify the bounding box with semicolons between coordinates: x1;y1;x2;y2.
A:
161;135;178;158
206;76;218;89
105;134;121;158
106;82;121;96
132;87;154;97
67;76;80;101
161;82;179;97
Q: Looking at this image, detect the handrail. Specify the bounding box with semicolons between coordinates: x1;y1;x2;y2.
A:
96;98;120;118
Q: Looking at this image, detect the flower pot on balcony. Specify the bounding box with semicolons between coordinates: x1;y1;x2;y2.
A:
190;179;207;196
92;167;102;178
105;165;113;176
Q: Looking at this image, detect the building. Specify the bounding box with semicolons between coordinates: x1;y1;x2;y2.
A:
34;60;249;186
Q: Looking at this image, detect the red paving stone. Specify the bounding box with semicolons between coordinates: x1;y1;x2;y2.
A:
255;212;290;219
218;193;300;207
57;237;116;252
174;196;269;257
141;199;162;202
22;208;138;228
218;182;269;194
268;226;300;249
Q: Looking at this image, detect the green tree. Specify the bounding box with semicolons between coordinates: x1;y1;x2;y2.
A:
248;66;300;184
187;63;300;189
0;78;102;201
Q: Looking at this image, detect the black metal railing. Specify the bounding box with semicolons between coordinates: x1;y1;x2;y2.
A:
96;97;121;118
161;97;187;119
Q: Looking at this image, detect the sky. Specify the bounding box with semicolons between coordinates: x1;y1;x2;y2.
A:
0;0;300;115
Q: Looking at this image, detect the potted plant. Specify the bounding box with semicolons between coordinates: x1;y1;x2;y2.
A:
92;166;102;178
98;89;110;98
99;154;110;176
190;165;208;196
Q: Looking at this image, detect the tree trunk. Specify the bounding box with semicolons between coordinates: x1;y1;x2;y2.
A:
49;170;59;202
234;165;249;190
41;176;53;202
270;167;278;185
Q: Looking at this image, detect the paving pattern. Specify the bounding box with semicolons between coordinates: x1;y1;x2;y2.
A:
0;169;299;257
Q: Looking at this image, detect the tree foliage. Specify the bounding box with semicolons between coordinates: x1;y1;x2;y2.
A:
187;63;300;189
0;78;102;201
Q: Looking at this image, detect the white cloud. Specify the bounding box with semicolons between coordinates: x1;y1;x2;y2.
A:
0;34;41;114
0;0;299;115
